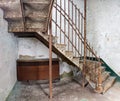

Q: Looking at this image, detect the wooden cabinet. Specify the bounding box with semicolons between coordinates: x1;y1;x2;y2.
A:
17;58;60;81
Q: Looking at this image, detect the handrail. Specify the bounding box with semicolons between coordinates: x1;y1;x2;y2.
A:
51;0;103;90
46;0;55;33
54;1;101;63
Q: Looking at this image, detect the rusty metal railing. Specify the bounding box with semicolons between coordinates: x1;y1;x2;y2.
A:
51;0;102;92
47;0;55;99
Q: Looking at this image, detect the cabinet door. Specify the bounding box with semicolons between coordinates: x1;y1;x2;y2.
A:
38;64;59;80
17;65;38;81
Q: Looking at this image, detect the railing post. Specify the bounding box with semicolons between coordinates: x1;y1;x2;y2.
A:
20;0;25;31
49;13;53;100
83;0;87;87
95;58;103;93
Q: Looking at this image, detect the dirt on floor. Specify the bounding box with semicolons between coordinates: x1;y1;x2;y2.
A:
6;80;120;101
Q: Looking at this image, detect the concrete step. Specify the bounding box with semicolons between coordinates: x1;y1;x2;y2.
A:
79;63;83;70
25;20;46;30
4;11;22;21
43;35;58;44
72;57;80;66
25;11;48;21
90;71;110;83
23;0;50;11
23;0;50;4
8;20;47;32
54;44;66;54
65;51;74;60
73;73;88;87
86;66;105;78
86;60;100;68
0;1;21;11
8;21;24;32
101;71;110;83
102;76;116;94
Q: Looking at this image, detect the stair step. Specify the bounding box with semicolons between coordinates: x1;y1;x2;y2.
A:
24;4;49;18
9;27;45;33
0;2;21;11
86;60;100;68
23;0;50;4
65;51;74;60
101;66;106;73
86;66;105;77
4;14;22;21
43;35;58;44
101;71;110;82
79;63;83;70
102;76;116;94
72;57;80;66
73;73;88;86
54;44;66;53
25;12;48;20
23;0;50;10
8;22;24;28
25;21;46;29
90;71;110;83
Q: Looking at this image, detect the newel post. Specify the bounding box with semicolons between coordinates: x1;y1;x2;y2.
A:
49;13;53;100
83;0;87;87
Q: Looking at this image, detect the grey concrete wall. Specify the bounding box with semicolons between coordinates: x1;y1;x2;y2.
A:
87;0;120;75
0;9;18;101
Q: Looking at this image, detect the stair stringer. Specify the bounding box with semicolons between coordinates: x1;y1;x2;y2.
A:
35;32;83;70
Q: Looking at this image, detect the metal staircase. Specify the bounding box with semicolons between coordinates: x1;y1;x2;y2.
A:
0;0;116;99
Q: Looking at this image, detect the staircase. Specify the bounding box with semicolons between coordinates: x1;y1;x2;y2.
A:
0;0;116;95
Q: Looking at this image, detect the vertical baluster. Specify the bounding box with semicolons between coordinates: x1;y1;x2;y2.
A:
95;57;103;93
89;43;90;60
55;0;57;37
81;15;83;36
60;0;62;44
92;47;94;61
64;0;66;44
75;5;77;56
78;10;80;32
72;1;74;51
78;10;80;57
81;40;83;59
78;36;80;57
95;51;97;86
86;40;88;59
49;13;53;99
68;0;70;51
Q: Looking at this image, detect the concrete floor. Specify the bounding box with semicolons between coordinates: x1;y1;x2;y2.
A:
6;80;120;101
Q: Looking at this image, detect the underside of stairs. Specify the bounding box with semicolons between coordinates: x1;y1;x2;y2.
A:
0;0;116;97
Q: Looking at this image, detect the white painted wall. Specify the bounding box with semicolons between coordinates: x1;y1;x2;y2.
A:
18;38;57;59
87;0;120;75
0;9;18;101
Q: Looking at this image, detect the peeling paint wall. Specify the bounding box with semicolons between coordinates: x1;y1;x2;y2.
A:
87;0;120;75
0;9;18;101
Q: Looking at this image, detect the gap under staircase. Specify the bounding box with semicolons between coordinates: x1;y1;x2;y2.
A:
0;0;116;99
